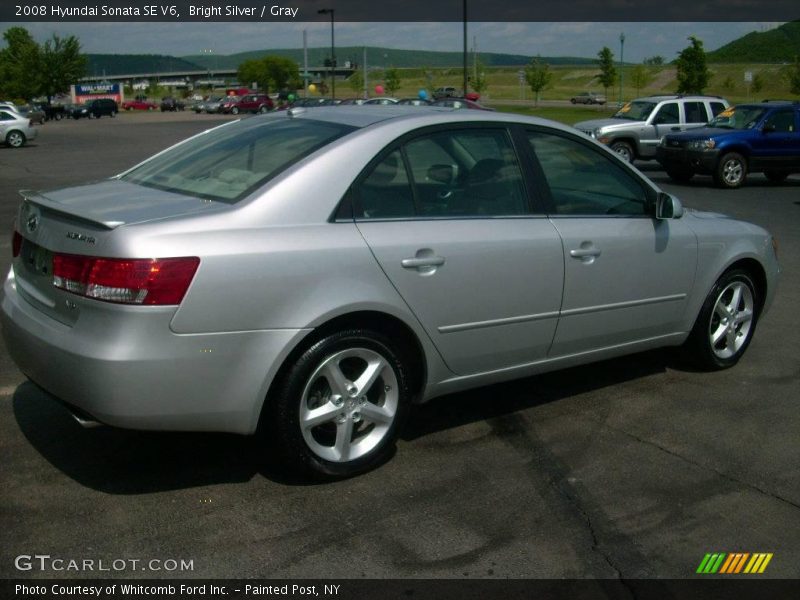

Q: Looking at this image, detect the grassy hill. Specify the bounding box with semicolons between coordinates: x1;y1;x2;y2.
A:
84;54;203;77
182;46;595;70
707;20;800;63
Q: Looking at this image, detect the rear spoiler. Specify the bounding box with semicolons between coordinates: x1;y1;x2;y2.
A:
19;189;122;229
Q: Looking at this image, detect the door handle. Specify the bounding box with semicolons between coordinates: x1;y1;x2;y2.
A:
569;248;602;258
401;256;446;268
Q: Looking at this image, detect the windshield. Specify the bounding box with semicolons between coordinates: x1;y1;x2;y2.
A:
613;101;656;121
121;117;356;203
708;106;767;130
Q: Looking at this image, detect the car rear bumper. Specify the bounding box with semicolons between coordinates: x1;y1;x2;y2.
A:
2;267;308;435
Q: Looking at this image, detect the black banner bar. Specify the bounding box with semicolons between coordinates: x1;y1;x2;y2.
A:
6;579;800;600
2;0;800;22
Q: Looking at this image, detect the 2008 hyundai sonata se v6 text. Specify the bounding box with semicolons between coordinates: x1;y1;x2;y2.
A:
2;107;779;478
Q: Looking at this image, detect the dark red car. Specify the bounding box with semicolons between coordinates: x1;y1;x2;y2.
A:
232;94;274;114
121;99;157;111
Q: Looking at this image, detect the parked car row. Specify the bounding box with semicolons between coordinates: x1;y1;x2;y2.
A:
573;94;800;188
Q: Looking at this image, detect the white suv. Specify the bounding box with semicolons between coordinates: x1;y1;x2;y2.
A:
574;95;730;162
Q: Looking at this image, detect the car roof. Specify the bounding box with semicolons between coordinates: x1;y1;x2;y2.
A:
634;95;724;102
272;105;576;133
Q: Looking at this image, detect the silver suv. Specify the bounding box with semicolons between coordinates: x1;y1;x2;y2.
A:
574;95;730;162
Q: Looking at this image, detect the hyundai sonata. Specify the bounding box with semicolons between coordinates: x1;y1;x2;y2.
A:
3;107;779;478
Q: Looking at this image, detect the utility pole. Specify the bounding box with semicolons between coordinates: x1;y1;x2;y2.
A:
462;0;468;96
619;32;625;106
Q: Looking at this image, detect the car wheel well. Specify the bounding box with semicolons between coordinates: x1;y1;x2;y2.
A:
724;258;767;315
263;311;427;420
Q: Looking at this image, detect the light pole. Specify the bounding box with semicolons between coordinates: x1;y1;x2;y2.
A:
462;0;468;96
619;32;625;106
318;8;335;100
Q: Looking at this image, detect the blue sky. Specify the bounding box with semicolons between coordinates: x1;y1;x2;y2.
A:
3;22;785;62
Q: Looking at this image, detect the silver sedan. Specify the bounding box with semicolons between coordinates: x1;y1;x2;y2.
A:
2;107;779;478
1;108;38;148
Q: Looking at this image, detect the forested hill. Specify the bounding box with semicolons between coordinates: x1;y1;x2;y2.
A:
706;21;800;63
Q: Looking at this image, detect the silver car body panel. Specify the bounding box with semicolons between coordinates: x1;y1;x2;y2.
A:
2;107;778;434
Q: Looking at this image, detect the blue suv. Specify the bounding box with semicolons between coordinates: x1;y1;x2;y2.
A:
656;101;800;188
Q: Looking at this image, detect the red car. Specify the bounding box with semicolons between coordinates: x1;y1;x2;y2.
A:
229;94;274;114
122;99;157;111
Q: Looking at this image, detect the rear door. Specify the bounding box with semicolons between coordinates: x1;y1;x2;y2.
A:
353;125;565;376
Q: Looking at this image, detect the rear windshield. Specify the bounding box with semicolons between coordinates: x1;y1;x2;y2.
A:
121;117;356;203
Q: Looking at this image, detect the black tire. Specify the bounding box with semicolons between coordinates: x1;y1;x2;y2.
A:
666;167;694;183
570;98;577;104
264;328;411;480
764;170;789;184
110;110;116;118
683;269;759;371
54;112;62;121
714;152;747;189
5;130;26;148
259;105;269;114
610;140;635;162
231;106;239;115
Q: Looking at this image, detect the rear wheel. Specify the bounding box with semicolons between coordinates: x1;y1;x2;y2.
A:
259;105;269;114
714;152;747;189
265;329;411;479
231;106;240;115
5;130;26;148
610;140;635;162
764;170;789;184
683;269;759;370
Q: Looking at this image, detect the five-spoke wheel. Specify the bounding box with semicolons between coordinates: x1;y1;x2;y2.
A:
265;329;410;479
684;269;759;370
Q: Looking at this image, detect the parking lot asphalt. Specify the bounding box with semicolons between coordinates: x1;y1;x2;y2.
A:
0;112;798;580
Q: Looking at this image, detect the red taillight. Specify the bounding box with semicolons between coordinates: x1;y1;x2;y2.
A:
12;230;22;257
52;254;200;305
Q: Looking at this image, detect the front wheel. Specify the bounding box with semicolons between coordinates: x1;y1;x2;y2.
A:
5;130;26;148
265;329;411;479
610;140;634;162
714;152;747;189
683;269;759;370
231;106;239;115
259;105;269;114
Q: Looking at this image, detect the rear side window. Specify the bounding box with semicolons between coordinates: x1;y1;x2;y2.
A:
764;109;796;132
354;128;528;220
684;101;708;124
122;118;356;203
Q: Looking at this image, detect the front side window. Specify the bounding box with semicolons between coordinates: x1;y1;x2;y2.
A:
527;130;649;216
122;118;355;203
652;102;679;125
354;128;528;220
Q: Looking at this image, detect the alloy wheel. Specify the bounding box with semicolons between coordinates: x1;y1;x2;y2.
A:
708;281;754;359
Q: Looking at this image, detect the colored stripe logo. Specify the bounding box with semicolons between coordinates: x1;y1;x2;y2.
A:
696;552;773;574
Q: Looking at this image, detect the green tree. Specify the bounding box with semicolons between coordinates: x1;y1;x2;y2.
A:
629;65;652;96
596;46;617;101
348;68;364;96
643;55;664;66
525;56;552;106
722;75;736;92
750;72;764;95
39;34;87;103
384;68;401;95
788;57;800;96
675;36;711;94
237;55;300;93
0;27;42;100
471;59;488;94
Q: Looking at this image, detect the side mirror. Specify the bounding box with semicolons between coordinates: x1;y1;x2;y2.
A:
655;192;684;220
